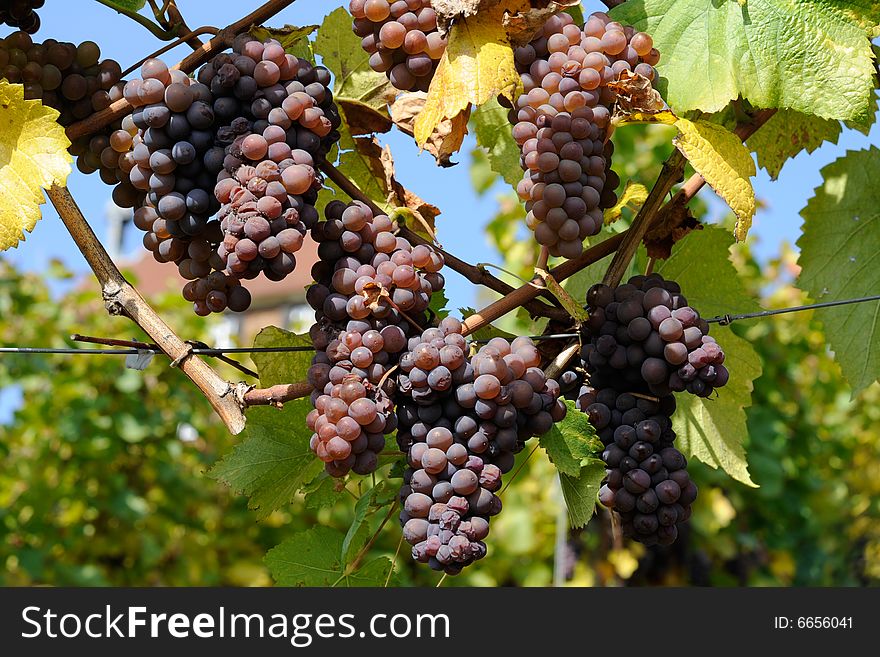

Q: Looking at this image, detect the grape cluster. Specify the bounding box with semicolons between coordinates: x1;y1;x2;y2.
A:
121;58;224;294
396;321;566;574
208;36;342;293
0;31;130;196
583;273;728;398
511;11;660;258
307;200;446;477
118;37;342;314
578;384;696;546
351;0;446;92
0;0;42;34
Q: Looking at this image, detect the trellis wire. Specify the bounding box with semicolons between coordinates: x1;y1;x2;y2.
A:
706;294;880;325
0;294;876;357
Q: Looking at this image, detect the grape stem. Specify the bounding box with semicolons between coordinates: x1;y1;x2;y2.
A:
318;158;570;321
46;185;248;435
536;246;549;272
150;0;206;51
121;27;221;78
95;0;178;41
601;149;688;288
66;0;300;141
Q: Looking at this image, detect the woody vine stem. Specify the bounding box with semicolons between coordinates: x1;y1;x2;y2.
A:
47;0;777;429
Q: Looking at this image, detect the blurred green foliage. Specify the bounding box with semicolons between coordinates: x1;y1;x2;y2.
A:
1;116;878;586
0;263;287;585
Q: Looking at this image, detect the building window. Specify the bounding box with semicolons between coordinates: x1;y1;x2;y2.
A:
286;304;313;333
211;314;243;348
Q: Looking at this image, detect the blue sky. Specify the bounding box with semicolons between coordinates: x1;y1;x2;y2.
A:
2;0;879;339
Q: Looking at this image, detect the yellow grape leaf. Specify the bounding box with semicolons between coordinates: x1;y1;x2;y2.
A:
0;81;72;251
390;92;470;166
604;181;649;225
673;118;756;241
414;4;521;148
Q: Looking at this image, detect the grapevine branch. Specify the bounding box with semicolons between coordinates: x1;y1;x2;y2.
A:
46;185;248;434
601;149;687;288
66;0;299;141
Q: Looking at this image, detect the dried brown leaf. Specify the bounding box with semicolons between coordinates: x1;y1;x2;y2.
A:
339;98;394;136
607;70;666;115
390;92;470;167
432;0;579;45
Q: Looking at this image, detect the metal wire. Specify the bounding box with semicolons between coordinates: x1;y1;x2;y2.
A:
706;294;880;325
1;295;877;356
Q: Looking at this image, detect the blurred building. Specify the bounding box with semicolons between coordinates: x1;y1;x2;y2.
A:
119;237;319;347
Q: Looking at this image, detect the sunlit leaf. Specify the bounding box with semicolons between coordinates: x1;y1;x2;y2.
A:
674;118;756;241
797;146;880;393
0;81;72;251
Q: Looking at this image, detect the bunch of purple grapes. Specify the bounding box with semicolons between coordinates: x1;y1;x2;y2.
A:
577;384;696;546
306;200;446;477
396;321;567;574
0;31;132;198
583;273;728;398
511;11;660;258
118;36;342;314
0;0;43;34
307;366;398;478
350;0;447;92
121;58;224;285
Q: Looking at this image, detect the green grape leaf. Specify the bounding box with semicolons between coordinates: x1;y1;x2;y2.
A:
429;287;450;321
471;97;522;189
303;473;343;510
470;148;499;195
655;227;762;486
673;331;761;487
314;6;395;135
251;327;312;387
559;459;606;529
747;110;843;180
611;0;880;124
541;401;602;477
540;430;581;477
209;404;323;519
342;481;393;563
265;526;393;586
797;146;880;393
